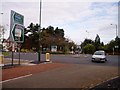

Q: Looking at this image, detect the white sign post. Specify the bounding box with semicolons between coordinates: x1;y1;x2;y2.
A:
10;10;24;43
10;10;24;65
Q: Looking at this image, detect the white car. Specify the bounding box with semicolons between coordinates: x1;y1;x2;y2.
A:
92;50;107;62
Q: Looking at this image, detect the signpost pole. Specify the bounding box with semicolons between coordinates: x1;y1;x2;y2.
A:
10;10;24;65
11;43;14;66
18;37;20;65
18;45;20;65
12;51;13;66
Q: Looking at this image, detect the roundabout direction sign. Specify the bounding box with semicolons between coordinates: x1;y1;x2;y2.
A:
9;10;25;65
10;10;24;43
11;24;24;42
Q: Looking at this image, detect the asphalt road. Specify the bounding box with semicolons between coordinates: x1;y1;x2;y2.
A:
3;52;119;88
5;52;119;67
2;64;118;88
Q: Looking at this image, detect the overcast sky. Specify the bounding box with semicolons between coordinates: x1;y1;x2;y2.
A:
1;0;119;45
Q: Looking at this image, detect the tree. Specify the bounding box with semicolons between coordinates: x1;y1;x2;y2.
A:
21;24;73;53
46;26;54;36
101;42;104;46
81;35;105;54
54;27;64;38
21;23;77;53
0;25;7;42
81;39;94;49
95;34;100;44
21;23;40;51
83;44;95;54
40;26;66;51
115;36;120;53
95;34;101;50
107;40;115;53
0;25;7;51
102;36;120;55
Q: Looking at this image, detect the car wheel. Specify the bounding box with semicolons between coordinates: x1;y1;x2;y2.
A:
105;59;107;61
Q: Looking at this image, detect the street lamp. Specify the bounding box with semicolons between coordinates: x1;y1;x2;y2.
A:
86;30;89;39
38;0;42;63
110;24;117;37
111;24;118;55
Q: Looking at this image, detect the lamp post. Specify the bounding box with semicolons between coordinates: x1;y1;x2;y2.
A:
38;0;42;63
86;30;89;39
110;24;117;37
111;24;118;55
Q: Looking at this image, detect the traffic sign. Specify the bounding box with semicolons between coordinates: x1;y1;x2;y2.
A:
11;24;24;42
12;11;24;25
10;10;24;43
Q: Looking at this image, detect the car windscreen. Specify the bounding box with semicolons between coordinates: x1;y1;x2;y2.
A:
94;51;105;55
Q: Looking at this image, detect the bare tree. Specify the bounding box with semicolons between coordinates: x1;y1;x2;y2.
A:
0;25;7;43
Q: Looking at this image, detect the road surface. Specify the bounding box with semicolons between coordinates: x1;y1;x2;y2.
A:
3;52;119;88
5;52;119;67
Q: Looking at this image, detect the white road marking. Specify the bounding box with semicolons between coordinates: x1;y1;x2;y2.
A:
0;74;32;83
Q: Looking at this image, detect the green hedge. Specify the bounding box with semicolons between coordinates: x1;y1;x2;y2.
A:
42;51;65;54
3;52;10;56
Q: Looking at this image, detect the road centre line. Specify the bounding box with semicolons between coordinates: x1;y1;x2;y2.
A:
1;74;32;83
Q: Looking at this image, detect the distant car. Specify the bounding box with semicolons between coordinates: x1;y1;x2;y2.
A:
92;50;107;62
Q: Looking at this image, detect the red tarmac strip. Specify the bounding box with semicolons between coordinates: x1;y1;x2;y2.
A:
2;63;68;81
